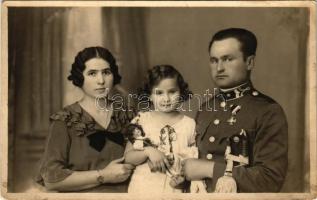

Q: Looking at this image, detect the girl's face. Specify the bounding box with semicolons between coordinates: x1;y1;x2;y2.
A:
150;77;181;113
82;58;114;99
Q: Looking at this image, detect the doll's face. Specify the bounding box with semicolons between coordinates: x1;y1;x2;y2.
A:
133;128;142;137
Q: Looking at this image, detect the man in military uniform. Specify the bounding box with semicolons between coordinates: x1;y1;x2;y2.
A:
182;28;288;192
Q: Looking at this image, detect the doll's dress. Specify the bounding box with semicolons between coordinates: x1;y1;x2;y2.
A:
128;111;198;193
133;137;146;150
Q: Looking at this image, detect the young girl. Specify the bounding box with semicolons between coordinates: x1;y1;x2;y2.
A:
124;65;206;193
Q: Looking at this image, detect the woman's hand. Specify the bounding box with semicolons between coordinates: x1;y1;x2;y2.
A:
145;147;171;173
181;158;214;180
44;157;135;192
99;157;135;183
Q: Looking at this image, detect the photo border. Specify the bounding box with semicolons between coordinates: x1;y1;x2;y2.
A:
1;1;316;199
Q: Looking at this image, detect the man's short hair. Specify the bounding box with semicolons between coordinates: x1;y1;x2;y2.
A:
208;28;257;59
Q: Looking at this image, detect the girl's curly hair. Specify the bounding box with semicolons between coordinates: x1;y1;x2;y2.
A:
139;65;192;102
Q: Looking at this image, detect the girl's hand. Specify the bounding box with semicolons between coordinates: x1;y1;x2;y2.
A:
145;147;171;173
169;175;185;188
99;157;135;183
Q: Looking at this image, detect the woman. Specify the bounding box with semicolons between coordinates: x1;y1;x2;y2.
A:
35;47;135;192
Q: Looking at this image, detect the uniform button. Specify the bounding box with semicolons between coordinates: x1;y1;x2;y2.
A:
220;101;226;108
213;119;220;125
227;93;231;97
209;136;215;143
233;136;240;143
252;91;259;96
206;153;213;160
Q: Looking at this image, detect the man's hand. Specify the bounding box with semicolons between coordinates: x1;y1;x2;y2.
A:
181;158;214;180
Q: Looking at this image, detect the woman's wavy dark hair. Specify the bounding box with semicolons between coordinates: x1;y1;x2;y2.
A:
139;65;192;102
67;46;121;87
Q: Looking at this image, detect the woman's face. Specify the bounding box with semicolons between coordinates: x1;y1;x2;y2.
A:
81;58;114;99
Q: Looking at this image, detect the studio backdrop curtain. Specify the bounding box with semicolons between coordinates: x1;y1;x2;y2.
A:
8;8;68;191
8;7;148;192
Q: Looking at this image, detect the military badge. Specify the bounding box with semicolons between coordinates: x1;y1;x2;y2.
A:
227;105;241;125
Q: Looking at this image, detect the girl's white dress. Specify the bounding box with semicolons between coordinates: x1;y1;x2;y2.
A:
127;111;200;193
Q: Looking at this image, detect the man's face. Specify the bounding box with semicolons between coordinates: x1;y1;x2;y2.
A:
209;38;254;89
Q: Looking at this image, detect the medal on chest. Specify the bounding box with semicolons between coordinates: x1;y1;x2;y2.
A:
227;104;241;125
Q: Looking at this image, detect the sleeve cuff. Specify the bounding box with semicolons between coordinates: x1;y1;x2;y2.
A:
42;167;74;184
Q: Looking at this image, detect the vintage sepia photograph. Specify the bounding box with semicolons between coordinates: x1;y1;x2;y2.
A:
1;1;316;199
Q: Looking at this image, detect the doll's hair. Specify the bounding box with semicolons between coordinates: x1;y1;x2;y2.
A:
67;46;121;87
125;123;145;143
139;65;192;102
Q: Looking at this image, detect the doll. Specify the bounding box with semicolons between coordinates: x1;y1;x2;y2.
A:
126;123;153;150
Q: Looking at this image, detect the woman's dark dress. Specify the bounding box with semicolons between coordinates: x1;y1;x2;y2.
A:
35;102;135;192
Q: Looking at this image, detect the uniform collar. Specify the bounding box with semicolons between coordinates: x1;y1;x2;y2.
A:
216;82;253;101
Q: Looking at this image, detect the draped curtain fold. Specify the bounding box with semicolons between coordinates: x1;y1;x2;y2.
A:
9;8;67;192
9;8;66;138
102;8;148;94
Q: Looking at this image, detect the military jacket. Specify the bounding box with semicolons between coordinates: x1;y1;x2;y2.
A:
196;82;288;192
